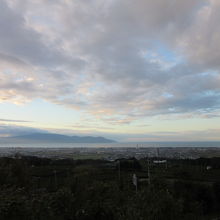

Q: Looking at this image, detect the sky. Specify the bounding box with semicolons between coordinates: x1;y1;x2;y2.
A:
0;0;220;142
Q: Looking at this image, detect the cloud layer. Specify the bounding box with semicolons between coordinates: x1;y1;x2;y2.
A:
0;0;220;124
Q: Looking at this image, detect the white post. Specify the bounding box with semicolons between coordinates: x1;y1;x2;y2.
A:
132;173;138;193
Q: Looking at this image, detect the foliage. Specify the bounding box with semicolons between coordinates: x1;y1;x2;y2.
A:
0;156;220;219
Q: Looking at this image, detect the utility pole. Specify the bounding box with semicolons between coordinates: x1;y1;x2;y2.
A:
54;170;57;189
147;157;151;185
118;160;121;182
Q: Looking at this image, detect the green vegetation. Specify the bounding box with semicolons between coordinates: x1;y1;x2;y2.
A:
0;156;220;219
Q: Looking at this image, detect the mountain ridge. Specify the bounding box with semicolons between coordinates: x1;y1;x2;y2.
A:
3;133;116;143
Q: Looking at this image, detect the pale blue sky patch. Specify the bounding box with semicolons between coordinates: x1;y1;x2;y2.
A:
141;41;184;70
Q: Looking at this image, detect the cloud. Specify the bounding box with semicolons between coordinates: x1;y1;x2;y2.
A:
0;118;31;123
177;0;220;70
0;0;220;122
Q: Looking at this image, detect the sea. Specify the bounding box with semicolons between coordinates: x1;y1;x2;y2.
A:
0;141;220;148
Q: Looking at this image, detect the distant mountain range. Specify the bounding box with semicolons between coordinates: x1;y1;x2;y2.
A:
2;133;116;143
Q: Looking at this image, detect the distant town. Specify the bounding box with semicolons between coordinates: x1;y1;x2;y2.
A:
1;146;220;160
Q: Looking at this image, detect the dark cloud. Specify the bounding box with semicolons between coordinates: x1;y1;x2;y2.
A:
0;1;84;68
0;119;31;123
